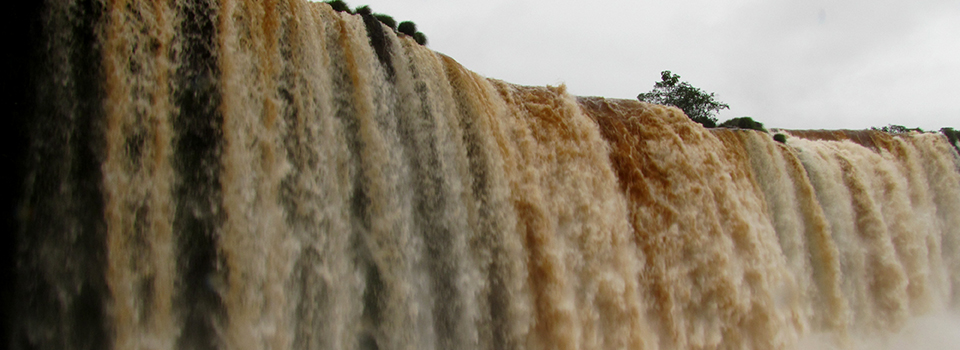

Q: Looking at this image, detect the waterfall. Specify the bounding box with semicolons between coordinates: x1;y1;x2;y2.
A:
10;0;960;349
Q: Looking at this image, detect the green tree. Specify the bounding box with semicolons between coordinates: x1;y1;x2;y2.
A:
397;21;427;45
773;133;787;143
398;21;417;36
637;70;729;128
719;116;766;132
413;31;428;45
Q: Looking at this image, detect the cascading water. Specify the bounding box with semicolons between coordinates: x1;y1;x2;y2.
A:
9;0;960;349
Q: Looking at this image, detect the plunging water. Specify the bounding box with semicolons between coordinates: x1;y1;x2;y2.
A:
13;1;960;349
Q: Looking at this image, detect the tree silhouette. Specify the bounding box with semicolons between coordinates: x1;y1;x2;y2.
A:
638;71;729;128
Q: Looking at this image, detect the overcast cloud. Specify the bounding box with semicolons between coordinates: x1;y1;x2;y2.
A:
319;0;960;130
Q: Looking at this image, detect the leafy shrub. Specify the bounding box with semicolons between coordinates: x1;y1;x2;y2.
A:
355;5;372;15
398;21;417;36
325;0;352;13
773;133;787;144
413;32;428;45
374;14;397;30
719;116;766;132
321;5;424;46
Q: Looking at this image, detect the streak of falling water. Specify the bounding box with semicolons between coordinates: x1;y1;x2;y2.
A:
101;0;177;349
737;131;848;337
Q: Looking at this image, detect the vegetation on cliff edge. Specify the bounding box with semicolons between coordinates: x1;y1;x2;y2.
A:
324;1;428;46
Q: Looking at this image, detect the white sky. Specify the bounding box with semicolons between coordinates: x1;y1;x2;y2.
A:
315;0;960;130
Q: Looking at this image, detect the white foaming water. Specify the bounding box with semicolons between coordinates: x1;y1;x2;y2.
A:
799;312;960;350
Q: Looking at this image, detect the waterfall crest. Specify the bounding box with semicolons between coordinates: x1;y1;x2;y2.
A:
13;1;960;349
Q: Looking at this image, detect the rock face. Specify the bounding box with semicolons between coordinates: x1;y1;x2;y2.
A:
9;1;960;350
